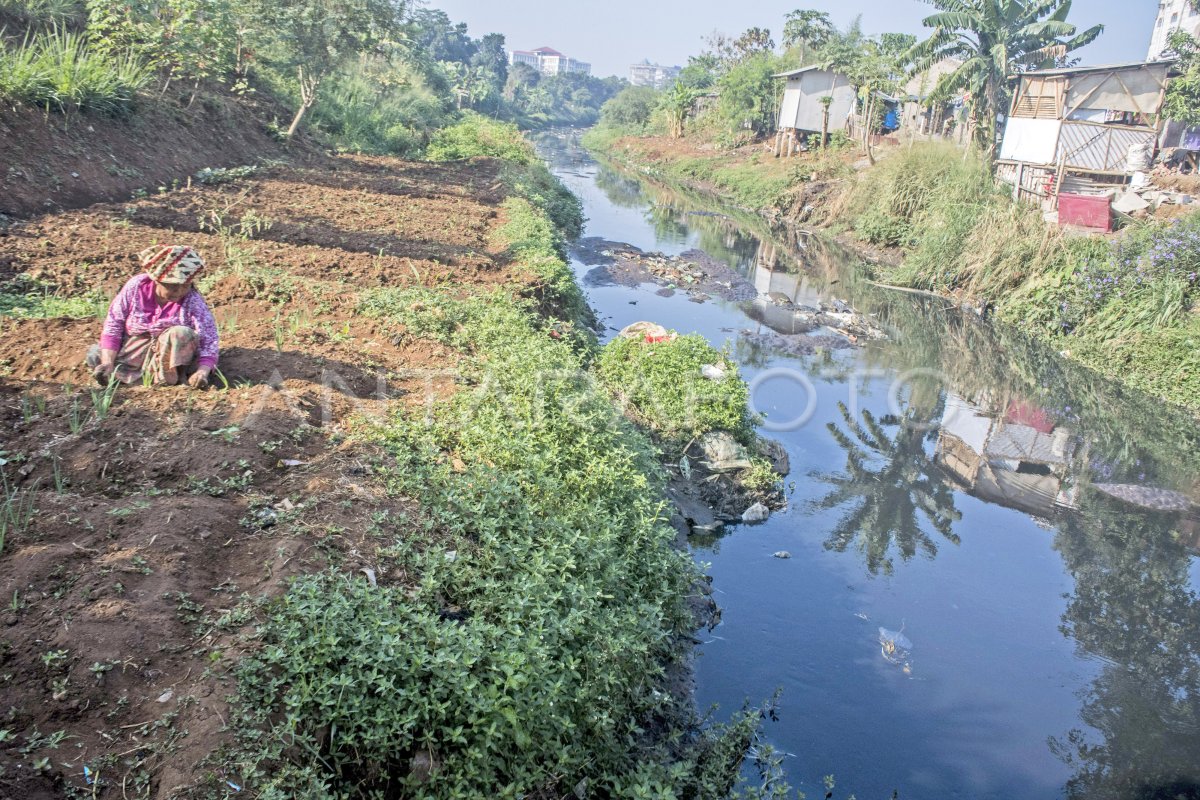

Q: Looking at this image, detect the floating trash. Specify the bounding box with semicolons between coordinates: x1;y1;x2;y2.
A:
879;625;913;673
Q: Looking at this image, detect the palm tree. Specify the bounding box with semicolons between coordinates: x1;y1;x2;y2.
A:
811;401;962;576
907;0;1103;155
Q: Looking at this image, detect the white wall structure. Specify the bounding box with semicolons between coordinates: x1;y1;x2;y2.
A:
1149;0;1200;60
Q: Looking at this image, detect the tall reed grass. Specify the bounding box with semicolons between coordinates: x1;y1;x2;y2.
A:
0;27;149;113
0;0;83;26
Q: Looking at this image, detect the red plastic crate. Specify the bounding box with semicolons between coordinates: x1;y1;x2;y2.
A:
1058;193;1111;232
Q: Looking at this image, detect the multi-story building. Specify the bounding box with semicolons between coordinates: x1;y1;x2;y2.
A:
629;61;682;89
508;47;591;77
1149;0;1200;60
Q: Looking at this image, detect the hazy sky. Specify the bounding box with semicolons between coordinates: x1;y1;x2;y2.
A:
429;0;1157;79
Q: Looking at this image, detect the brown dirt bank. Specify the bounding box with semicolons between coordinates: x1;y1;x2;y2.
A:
0;93;321;220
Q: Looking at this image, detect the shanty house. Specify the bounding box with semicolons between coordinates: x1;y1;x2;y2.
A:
773;66;856;156
997;61;1172;205
900;59;970;145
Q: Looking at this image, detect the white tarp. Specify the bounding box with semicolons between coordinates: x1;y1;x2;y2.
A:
999;118;1062;165
1065;65;1168;116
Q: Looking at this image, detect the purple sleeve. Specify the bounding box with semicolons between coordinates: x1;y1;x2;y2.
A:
99;277;140;351
187;293;220;369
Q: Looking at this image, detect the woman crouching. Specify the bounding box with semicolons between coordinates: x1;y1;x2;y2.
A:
87;245;220;388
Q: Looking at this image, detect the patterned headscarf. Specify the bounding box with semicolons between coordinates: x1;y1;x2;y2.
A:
139;245;206;285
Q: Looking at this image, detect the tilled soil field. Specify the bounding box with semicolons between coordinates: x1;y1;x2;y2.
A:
0;154;521;798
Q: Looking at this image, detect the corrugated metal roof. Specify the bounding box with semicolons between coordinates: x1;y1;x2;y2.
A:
773;65;836;79
1015;60;1174;78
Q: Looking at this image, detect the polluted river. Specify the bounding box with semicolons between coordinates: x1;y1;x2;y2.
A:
537;131;1200;800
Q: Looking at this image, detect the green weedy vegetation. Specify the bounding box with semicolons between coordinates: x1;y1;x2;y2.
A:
494;197;591;327
232;158;784;799
426;114;591;324
0;27;151;113
597;334;756;447
429;114;585;239
0;278;108;319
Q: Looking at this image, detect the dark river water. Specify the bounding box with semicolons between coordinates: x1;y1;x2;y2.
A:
536;131;1200;800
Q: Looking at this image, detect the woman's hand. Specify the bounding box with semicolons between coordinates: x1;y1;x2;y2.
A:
188;367;211;389
93;348;118;385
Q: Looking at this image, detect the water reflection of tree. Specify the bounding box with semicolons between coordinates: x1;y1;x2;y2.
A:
812;401;962;576
1049;493;1200;799
593;163;648;208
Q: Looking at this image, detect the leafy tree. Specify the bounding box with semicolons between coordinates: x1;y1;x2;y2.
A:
732;26;775;61
817;19;908;161
1164;30;1200;126
85;0;240;91
715;50;783;140
704;27;775;71
677;53;719;90
245;0;405;138
504;61;539;93
410;7;474;64
468;31;507;114
783;9;834;62
907;0;1104;155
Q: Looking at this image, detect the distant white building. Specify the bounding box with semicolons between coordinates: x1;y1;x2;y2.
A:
508;47;591;77
1149;0;1200;60
629;61;681;89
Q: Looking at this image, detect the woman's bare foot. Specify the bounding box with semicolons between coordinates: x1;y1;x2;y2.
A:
160;367;179;385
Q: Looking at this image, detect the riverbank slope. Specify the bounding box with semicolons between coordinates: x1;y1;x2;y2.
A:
0;118;766;798
585;129;1200;416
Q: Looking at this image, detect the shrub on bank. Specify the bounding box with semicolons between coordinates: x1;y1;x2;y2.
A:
426;111;536;164
310;56;453;157
597;333;756;447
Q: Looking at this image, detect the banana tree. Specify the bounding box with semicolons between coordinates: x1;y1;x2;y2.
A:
907;0;1103;157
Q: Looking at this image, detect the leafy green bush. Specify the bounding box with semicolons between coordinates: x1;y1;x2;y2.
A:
85;0;239;86
598;85;660;132
714;51;785;143
597;333;755;446
0;28;149;113
501;162;584;241
426;111;535;164
855;208;911;247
